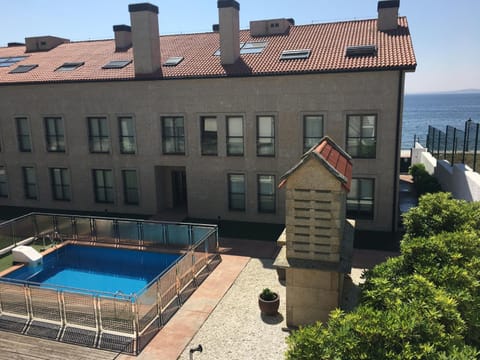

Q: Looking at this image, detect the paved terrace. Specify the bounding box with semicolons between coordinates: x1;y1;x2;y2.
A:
0;238;397;360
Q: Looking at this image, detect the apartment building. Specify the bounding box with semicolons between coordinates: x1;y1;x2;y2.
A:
0;1;416;231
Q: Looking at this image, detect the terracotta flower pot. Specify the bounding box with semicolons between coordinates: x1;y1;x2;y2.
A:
258;292;280;315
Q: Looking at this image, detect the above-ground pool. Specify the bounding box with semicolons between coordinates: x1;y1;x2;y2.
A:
4;244;181;296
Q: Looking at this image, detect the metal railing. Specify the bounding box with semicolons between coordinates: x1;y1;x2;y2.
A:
0;213;218;354
420;119;480;172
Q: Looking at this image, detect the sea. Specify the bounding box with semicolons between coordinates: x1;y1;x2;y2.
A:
402;92;480;150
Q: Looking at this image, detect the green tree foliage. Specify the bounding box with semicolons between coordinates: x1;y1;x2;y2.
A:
408;163;441;195
402;192;480;238
286;194;480;359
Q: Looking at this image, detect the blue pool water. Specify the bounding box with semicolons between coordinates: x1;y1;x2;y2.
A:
4;244;181;296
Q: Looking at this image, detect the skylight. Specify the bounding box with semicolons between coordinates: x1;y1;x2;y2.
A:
214;41;268;56
55;62;84;71
102;60;132;69
345;45;377;57
163;57;184;67
0;56;28;67
279;49;311;60
9;64;38;74
240;41;268;54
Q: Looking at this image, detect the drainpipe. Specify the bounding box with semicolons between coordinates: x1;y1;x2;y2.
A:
392;70;404;232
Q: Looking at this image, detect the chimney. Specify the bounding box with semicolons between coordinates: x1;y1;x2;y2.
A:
128;3;161;75
113;25;132;52
377;0;400;31
217;0;240;65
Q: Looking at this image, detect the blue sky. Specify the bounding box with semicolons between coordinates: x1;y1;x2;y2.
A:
1;0;479;94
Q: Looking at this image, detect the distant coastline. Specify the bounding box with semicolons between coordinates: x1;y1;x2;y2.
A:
406;89;480;95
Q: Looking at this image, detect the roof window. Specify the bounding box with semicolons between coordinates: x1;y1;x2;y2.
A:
55;62;84;71
346;45;377;57
163;57;184;67
9;64;38;74
279;49;311;60
240;41;268;54
102;60;132;69
0;56;28;67
214;41;268;56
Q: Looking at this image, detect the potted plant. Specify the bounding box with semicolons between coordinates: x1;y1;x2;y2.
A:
258;288;280;315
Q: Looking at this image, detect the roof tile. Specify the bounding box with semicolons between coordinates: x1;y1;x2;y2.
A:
0;17;415;84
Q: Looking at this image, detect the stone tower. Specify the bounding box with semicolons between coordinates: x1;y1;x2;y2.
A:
274;136;354;326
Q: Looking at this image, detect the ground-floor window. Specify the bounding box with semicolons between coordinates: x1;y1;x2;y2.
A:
258;175;276;213
22;167;37;200
347;178;374;219
0;166;8;197
228;174;246;211
50;168;71;201
122;169;139;205
93;169;114;203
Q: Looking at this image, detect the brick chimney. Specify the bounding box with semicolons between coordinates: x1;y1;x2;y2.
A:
113;25;132;52
217;0;240;65
128;3;161;75
377;0;400;31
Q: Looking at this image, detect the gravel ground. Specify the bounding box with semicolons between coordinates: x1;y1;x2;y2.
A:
178;258;288;360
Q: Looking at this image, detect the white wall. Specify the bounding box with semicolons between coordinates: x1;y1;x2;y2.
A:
412;143;480;201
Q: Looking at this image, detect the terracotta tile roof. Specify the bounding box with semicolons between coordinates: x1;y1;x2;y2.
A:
0;17;416;84
279;136;353;192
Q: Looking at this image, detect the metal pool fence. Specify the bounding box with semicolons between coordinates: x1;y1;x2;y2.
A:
423;119;480;172
0;213;219;354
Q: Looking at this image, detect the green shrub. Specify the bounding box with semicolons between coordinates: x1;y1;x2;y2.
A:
402;192;480;238
408;163;441;195
286;304;476;360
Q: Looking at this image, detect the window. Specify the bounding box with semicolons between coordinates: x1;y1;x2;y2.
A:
122;170;139;205
303;115;324;152
280;49;311;60
201;117;218;156
50;168;71;201
227;116;244;156
88;117;110;153
102;60;132;69
161;116;185;154
55;62;84;71
240;41;267;54
0;167;8;197
118;117;136;154
347;114;377;158
257;116;275;156
16;117;32;152
228;174;245;211
93;169;114;203
214;41;268;56
22;167;37;199
0;56;28;67
258;175;276;213
9;64;38;74
44;117;65;152
163;57;184;66
347;178;374;219
346;45;377;57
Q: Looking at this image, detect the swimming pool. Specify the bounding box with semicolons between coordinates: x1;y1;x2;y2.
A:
5;244;181;296
0;213;218;354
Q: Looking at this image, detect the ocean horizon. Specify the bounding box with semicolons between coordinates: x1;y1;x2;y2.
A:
402;92;480;149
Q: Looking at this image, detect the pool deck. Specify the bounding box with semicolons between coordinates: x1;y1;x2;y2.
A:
0;238;398;360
